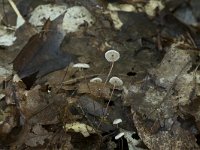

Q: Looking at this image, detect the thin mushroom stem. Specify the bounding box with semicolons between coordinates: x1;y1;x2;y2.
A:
104;84;115;116
97;85;115;130
104;61;114;86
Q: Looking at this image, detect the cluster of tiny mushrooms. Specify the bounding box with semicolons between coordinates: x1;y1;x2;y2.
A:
73;49;124;139
72;49;123;87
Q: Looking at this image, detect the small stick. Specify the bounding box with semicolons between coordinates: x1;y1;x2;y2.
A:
62;74;99;84
7;0;25;26
7;0;23;19
187;32;197;48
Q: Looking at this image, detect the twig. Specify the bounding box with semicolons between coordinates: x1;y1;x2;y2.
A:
7;0;23;19
7;0;25;27
186;32;197;48
62;74;100;84
2;0;8;26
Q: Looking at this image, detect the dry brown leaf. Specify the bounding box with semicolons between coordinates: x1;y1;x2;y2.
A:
25;124;52;147
77;82;110;99
78;96;106;117
20;85;48;118
132;110;199;150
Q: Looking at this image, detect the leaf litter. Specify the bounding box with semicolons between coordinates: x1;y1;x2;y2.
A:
1;0;200;149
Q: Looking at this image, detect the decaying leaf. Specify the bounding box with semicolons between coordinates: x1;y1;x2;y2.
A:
0;28;16;46
2;0;200;149
21;84;67;124
0;93;5;100
29;4;95;33
13;16;74;79
131;43;193;121
132;110;199;150
78;82;110;99
144;0;164;17
107;3;137;12
109;11;123;30
174;73;196;105
25;124;53;147
0;64;13;83
65;122;96;137
0;0;26;47
62;6;95;33
78;96;106;117
150;43;192;89
20;85;47;118
29;4;67;27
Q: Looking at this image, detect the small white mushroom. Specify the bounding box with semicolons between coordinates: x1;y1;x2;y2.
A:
90;77;102;83
104;50;120;85
73;63;90;69
105;50;120;62
104;77;123;118
115;132;125;140
113;118;122;125
47;89;51;93
109;77;123;87
73;63;90;81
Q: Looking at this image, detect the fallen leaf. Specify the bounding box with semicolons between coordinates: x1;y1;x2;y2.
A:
62;6;94;33
65;122;96;137
29;4;67;27
13;16;74;79
132;110;199;149
78;96;106;117
78;82;110;99
25;124;52;147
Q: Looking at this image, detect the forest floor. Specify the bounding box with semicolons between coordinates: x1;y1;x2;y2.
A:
1;0;200;149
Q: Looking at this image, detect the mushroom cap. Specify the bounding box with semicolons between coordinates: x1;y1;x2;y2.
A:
109;77;123;86
113;118;122;125
105;50;120;62
73;63;90;69
115;132;125;140
90;77;102;83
